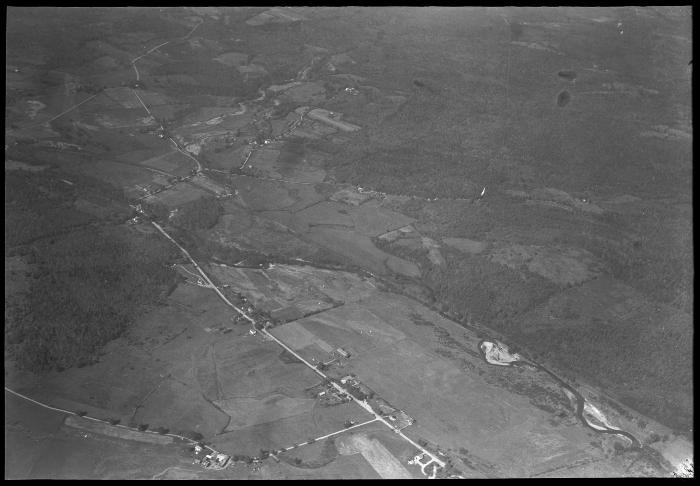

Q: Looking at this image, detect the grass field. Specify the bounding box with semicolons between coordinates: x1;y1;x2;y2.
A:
266;284;648;477
208;263;373;316
261;450;381;479
5;391;230;480
215;394;315;431
5;6;690;478
63;416;174;444
135;150;196;176
147;183;210;207
305;227;420;277
336;433;414;478
206;211;324;261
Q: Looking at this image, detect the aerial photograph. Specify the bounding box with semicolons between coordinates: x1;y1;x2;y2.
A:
4;6;693;479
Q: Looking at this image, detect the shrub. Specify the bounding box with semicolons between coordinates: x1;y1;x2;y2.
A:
181;430;204;441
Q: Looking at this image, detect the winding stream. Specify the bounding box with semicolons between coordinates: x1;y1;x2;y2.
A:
170;38;645;452
478;340;641;448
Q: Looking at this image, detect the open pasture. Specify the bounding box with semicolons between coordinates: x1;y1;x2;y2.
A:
292;200;415;237
348;338;597;476
247;147;327;184
304;227;420;277
336;433;414;479
233;176;329;212
263;451;380;480
208;264;340;317
132;379;230;438
233;177;300;211
208;336;320;400
133;149;195;176
146;182;210;207
61;159;158;196
206;212;323;261
215;393;315;431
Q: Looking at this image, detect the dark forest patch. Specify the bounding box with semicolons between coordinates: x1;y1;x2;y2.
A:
557;70;577;81
556;90;571;107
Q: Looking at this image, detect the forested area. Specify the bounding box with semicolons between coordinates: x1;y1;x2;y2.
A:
151;60;264;98
5;169;131;250
513;316;693;435
7;7;186;69
5;226;179;372
5;169;177;373
385;239;693;435
170;196;223;231
327;145;484;199
422;250;558;326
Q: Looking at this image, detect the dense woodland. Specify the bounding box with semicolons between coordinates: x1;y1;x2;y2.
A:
5;169;131;250
5;6;691;444
170;196;223;231
381;236;693;435
5;226;178;372
513;315;693;434
5;169;178;373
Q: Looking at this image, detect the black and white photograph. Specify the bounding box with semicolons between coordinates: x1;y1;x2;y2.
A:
4;6;692;479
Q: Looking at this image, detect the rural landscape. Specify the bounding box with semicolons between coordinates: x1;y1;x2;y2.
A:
5;6;692;479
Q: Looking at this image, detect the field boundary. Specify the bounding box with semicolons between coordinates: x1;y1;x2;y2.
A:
63;415;175;444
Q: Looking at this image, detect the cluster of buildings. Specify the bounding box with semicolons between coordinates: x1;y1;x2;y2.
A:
310;372;415;432
226;291;281;331
356;186;386;200
311;381;352;406
193;444;230;470
339;376;414;427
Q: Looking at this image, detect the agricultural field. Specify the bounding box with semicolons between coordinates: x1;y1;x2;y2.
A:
6;5;691;479
5;391;243;480
207;263;375;320
238;262;687;476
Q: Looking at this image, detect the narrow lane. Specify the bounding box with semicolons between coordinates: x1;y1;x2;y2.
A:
150;221;446;469
283;418;379;451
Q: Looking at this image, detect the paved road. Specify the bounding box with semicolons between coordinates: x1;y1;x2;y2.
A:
150;221;446;470
131;89;152;116
283;418;379;451
151;222;253;324
130;18;202;72
4;387;226;455
261;327;445;467
167;137;202;173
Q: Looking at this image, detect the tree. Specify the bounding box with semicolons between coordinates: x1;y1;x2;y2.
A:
171;197;223;231
612;442;625;455
183;430;204;441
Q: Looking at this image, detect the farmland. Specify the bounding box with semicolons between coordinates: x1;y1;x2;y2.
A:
6;5;691;479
